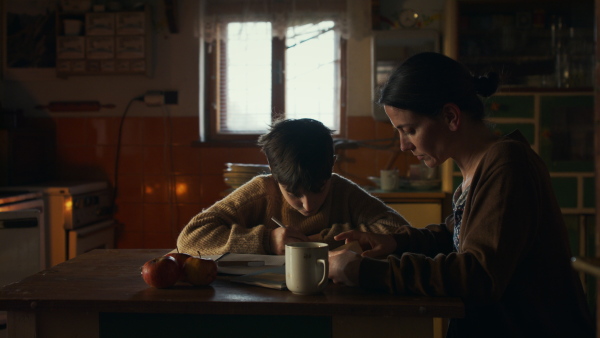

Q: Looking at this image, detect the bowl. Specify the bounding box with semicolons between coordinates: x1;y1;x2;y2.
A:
367;176;381;189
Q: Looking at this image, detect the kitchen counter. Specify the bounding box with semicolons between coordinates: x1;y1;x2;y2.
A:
370;189;447;201
369;190;451;228
0;249;464;338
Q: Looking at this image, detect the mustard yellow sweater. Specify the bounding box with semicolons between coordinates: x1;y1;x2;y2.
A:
176;173;408;255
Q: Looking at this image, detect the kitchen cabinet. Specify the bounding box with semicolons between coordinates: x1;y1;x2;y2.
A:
372;191;450;228
448;0;593;90
55;6;152;77
371;29;440;121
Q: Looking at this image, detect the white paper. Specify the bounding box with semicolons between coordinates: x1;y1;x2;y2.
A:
205;253;285;275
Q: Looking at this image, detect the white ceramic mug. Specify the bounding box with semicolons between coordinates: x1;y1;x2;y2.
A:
285;242;329;295
380;169;399;191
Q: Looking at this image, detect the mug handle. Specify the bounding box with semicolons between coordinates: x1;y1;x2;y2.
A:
317;259;328;287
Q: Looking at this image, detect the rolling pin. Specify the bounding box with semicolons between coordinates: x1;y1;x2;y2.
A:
35;101;116;112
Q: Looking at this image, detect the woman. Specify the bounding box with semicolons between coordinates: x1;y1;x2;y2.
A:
328;52;594;337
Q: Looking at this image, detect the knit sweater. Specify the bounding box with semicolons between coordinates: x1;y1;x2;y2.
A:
359;130;594;338
176;173;408;255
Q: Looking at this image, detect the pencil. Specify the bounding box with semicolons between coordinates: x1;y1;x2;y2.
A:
217;261;265;267
215;252;230;262
271;217;286;228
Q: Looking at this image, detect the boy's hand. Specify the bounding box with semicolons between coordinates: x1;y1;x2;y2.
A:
270;226;309;255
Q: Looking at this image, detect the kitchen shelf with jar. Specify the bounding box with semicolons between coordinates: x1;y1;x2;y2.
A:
55;6;152;78
450;0;594;91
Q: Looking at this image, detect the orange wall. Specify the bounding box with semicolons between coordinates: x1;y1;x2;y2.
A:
51;115;417;250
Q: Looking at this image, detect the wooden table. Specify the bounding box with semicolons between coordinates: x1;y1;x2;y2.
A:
0;249;464;338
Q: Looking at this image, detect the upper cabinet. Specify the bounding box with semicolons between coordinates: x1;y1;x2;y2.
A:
371;29;440;121
370;0;444;121
55;4;152;77
449;0;594;91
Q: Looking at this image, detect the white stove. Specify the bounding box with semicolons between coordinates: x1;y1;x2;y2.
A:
0;181;115;267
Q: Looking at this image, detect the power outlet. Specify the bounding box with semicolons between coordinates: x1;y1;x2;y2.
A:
144;91;164;106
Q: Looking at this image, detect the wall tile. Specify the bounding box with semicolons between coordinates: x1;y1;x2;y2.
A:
142;145;169;175
171;145;203;175
95;145;117;175
120;117;143;146
143;175;171;203
175;203;204;232
173;175;203;204
198;147;232;175
89;117;120;146
201;173;228;205
143;231;177;250
170;116;199;145
143;203;172;233
114;201;143;232
142;117;168;146
54;117;90;145
117;145;144;174
347;116;376;139
116;231;144;249
229;147;266;165
115;174;143;203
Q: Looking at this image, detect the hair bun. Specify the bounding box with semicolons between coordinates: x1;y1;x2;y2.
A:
474;72;500;97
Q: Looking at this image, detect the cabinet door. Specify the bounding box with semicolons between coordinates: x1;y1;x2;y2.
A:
372;30;440;121
387;203;442;228
539;95;594;172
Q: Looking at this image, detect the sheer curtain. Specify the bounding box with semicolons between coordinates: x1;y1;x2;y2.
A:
200;0;370;135
201;0;370;43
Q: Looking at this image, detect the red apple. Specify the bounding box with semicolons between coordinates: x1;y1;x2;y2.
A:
141;255;182;288
182;256;218;286
165;252;192;270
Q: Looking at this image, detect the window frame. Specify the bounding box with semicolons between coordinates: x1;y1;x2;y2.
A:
203;24;347;143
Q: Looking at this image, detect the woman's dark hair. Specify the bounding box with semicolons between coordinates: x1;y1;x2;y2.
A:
257;118;335;194
378;52;500;121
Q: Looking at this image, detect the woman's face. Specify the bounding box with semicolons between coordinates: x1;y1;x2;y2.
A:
278;179;331;217
384;105;450;168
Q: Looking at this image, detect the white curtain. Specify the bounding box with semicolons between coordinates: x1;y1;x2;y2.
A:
200;0;371;42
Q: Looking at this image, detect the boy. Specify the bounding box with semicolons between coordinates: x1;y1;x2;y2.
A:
176;118;407;255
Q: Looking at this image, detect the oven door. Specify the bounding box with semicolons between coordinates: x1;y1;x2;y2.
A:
68;219;116;259
0;209;42;287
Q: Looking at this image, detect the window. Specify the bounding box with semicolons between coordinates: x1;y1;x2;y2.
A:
202;0;348;142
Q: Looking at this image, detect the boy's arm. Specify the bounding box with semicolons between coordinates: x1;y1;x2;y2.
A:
176;177;274;255
176;210;271;255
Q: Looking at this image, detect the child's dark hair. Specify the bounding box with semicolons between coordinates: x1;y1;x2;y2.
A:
257;118;335;194
378;52;500;121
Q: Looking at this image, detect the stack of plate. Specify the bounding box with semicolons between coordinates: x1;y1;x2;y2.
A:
223;163;270;189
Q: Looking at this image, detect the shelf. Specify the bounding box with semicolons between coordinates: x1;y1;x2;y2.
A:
571;257;600;278
455;0;594;89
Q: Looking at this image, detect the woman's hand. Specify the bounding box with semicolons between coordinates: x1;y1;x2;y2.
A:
334;230;397;258
328;249;362;286
270;225;309;255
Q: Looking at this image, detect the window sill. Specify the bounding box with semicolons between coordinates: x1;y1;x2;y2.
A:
191;139;260;148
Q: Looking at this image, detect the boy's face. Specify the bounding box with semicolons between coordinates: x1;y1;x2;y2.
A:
278;179;332;217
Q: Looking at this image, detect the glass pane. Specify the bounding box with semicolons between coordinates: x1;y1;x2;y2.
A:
285;21;339;132
222;22;272;133
539;95;594;171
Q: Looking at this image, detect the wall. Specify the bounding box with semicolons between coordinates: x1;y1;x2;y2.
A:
1;0;416;249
